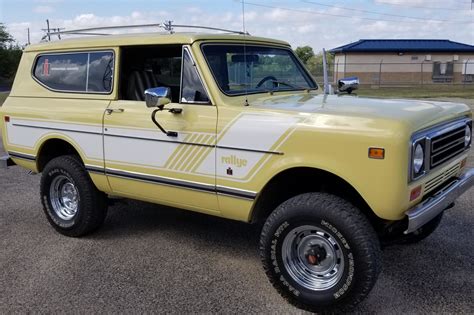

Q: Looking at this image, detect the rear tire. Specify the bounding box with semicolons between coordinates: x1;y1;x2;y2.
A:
40;155;107;237
259;192;381;313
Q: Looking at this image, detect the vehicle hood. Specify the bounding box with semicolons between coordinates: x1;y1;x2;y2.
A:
251;93;471;131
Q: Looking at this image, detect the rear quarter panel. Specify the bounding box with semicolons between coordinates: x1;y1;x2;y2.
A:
1;48;120;193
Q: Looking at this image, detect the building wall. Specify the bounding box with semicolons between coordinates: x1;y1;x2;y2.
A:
333;52;474;84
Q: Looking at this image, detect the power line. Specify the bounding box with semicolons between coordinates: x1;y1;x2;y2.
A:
375;0;472;11
242;1;474;24
302;0;470;23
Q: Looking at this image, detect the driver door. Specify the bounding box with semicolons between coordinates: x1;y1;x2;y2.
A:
103;45;219;214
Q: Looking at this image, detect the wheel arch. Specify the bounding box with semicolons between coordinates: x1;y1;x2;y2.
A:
250;166;382;227
36;136;86;172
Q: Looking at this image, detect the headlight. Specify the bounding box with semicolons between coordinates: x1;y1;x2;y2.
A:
465;125;472;146
413;143;424;174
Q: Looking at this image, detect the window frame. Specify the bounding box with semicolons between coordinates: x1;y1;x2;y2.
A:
200;42;318;97
31;49;115;95
179;45;213;105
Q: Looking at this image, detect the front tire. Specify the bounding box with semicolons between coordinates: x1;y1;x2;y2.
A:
40;155;107;237
259;193;381;313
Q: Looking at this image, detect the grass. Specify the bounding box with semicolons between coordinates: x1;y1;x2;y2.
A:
356;86;474;99
0;93;8;106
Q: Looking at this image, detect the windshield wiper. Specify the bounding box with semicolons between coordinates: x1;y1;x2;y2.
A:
268;80;305;91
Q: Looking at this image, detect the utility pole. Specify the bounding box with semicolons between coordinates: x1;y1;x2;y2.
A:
27;28;31;45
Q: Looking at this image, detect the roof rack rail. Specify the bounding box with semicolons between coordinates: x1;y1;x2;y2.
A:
41;20;249;41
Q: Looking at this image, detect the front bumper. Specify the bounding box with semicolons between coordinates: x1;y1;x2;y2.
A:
405;167;474;234
0;155;15;169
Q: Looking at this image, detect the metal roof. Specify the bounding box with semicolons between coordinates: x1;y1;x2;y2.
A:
330;39;474;53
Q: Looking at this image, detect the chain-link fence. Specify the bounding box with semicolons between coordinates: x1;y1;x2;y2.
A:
310;61;474;87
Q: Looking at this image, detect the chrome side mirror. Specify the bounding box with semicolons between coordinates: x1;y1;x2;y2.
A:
144;87;172;109
338;77;359;94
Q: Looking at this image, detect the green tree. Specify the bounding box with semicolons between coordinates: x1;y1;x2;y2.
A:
0;23;22;84
306;51;335;76
0;23;13;48
294;46;315;65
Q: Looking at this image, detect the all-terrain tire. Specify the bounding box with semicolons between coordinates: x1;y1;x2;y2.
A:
259;192;382;313
40;155;107;237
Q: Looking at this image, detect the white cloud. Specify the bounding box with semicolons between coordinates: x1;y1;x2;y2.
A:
33;5;54;13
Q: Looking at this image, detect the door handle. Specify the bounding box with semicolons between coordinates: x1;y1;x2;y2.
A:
168;108;182;114
105;108;125;115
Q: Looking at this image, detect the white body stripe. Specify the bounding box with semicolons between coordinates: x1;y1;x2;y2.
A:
6;113;300;183
197;114;300;180
103;126;215;171
6;118;103;161
218;114;299;150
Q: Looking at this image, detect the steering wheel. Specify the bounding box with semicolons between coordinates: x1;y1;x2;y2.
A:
255;75;278;88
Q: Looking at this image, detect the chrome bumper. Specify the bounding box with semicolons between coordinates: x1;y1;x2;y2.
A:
405;168;474;234
0;155;15;169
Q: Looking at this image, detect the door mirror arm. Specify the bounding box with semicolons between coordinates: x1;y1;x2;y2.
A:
145;87;179;137
151;108;178;137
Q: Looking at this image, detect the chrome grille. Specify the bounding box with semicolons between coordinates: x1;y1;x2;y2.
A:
430;126;466;168
424;163;460;194
410;118;471;182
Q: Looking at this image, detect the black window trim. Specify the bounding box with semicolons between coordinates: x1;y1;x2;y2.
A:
179;45;213;105
31;49;115;95
199;42;318;97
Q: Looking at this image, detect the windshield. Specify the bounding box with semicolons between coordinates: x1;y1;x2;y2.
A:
201;44;317;96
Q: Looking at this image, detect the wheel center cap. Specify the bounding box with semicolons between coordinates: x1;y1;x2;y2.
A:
306;245;327;266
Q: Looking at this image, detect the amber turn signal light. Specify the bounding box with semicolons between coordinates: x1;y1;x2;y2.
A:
368;147;385;159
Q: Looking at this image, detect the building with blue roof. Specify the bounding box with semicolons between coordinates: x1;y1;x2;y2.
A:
329;39;474;85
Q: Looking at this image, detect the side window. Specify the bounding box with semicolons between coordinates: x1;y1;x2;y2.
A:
34;53;87;92
33;51;114;93
87;52;114;92
119;45;183;102
181;48;210;104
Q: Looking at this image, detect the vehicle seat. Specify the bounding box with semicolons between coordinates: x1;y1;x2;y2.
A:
126;70;159;101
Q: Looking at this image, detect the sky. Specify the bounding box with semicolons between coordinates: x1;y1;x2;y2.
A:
0;0;473;52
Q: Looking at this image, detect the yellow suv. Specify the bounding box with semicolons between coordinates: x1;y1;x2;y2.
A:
1;29;472;313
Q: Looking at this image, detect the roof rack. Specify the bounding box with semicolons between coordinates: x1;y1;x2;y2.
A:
41;20;249;41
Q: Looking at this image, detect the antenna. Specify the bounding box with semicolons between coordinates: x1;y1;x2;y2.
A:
322;48;330;95
242;0;250;106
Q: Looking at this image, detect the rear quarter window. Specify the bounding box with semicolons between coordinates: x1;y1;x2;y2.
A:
33;51;114;93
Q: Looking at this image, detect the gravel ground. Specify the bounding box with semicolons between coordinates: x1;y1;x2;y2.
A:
0;99;473;313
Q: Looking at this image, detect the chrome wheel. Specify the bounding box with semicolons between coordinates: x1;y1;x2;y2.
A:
281;225;345;291
49;175;79;221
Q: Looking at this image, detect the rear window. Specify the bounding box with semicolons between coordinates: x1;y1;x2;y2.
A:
33;51;114;93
